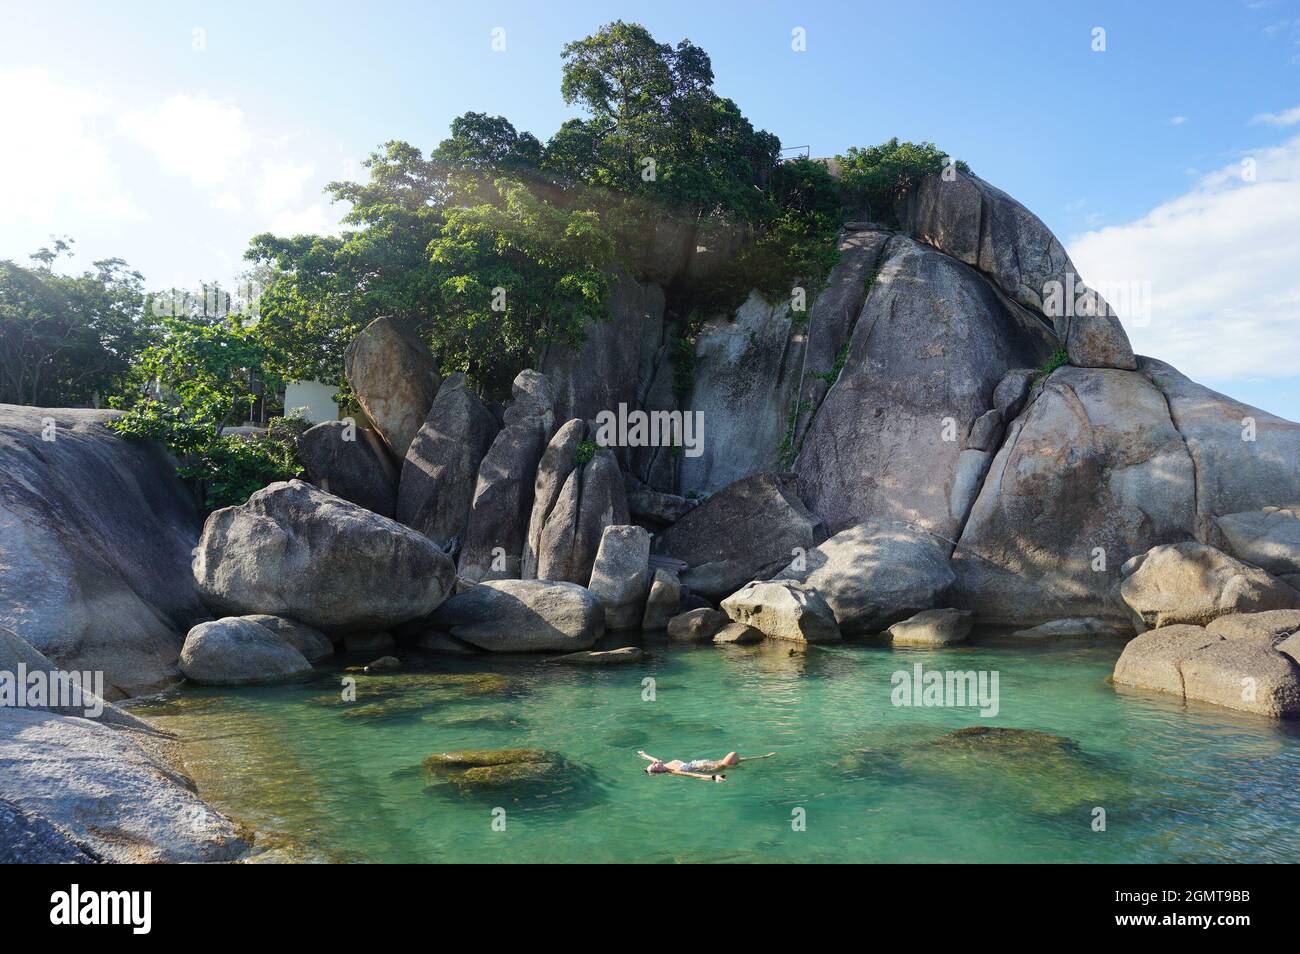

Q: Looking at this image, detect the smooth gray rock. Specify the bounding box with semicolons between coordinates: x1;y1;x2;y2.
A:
1215;507;1300;577
1204;610;1300;643
523;419;587;579
721;580;841;643
795;236;1056;538
625;475;695;525
193;480;457;632
1179;640;1300;717
952;367;1197;627
430;579;604;652
949;449;992;528
179;617;313;686
365;656;401;671
898;171;1136;370
887;608;973;646
1119;542;1299;630
586;525;651;630
298;421;398;517
965;409;1004;451
547;647;645;666
993;368;1037;420
459;370;554;582
642;567;682;630
1113;625;1223;696
396;373;499;548
414;631;480;655
343;316;441;458
667;608;730;643
0;405;206;699
713;622;765;645
1008;618;1126;639
654;473;822;598
242;614;334;662
535;447;629;586
1141;357;1300;539
0;707;249;862
777;519;954;634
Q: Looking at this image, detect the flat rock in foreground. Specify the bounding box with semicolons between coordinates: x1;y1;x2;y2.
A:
193;480;457;633
887;608;973;646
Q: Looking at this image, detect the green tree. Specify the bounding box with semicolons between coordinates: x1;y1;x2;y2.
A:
836;138;972;227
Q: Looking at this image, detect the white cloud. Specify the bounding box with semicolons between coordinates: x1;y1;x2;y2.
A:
1069;134;1300;384
1250;105;1300;126
253;159;314;214
0;68;140;229
266;203;339;236
1168;115;1187;126
118;93;252;188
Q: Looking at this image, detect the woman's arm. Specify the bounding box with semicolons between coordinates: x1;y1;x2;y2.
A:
670;769;725;782
637;751;659;762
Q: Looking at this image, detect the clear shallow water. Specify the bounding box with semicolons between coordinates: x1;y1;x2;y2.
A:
135;636;1300;863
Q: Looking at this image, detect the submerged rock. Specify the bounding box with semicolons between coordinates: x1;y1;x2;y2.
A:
430;579;604;652
193;480;457;633
667;608;730;643
1008;618;1124;639
179;617;313;686
548;647;645;666
422;748;570;791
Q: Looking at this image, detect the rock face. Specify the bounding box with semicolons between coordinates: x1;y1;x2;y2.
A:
721;581;841;643
1141;358;1300;538
0;707;249;862
459;370;555;582
899;172;1136;370
343;316;442;458
777;520;954;634
1119;542;1298;630
298;420;398;517
713;622;764;645
1205;610;1300;642
1008;618;1125;639
887;608;973;646
586;525;651;630
179;617;313;686
952;367;1197;627
541;273;666;427
429;579;604;652
653;472;821;598
533;441;629;586
396;373;499;548
0;796;98;863
1215;507;1300;578
0;405;206;699
677;291;802;495
193;480;457;632
667;608;730;643
642;568;682;630
1113;625;1300;718
794;236;1057;538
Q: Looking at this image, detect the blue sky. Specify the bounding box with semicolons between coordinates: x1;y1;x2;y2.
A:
2;0;1299;415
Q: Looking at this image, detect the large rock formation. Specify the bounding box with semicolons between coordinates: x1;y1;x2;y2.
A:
586;525;651;629
193;480;456;632
721;580;841;643
298;420;398;517
952;367;1197;627
899;171;1136;370
0;406;206;698
396;373;499;548
653;472;821;598
459;370;555;581
344;316;442;458
777;519;955;634
794;236;1057;537
429;579;604;652
1215;507;1300;578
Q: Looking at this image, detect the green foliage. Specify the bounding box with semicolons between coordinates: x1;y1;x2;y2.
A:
837;138;972;227
1036;347;1071;380
573;439;598;467
812;342;851;386
778;397;814;468
669;335;696;399
0;240;154;406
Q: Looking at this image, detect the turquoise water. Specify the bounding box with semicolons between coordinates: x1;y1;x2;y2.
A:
135;635;1300;863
